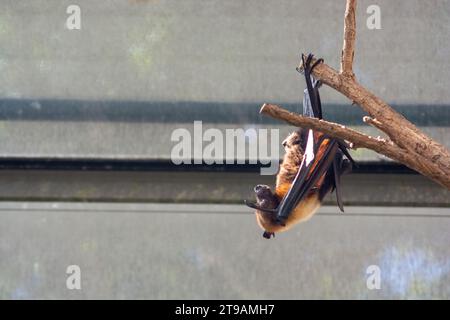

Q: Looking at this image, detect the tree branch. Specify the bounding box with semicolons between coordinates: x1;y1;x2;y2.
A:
362;116;389;134
261;103;394;152
260;103;450;189
297;57;450;174
261;0;450;189
340;0;356;77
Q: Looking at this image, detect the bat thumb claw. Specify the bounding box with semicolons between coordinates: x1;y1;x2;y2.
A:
244;200;258;211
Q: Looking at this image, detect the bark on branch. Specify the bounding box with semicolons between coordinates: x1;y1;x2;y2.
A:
260;103;450;189
261;103;395;152
341;0;356;77
261;0;450;190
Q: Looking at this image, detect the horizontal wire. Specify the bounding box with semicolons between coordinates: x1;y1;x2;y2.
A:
0;207;449;218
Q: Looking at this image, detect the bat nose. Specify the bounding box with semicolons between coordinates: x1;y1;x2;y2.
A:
254;184;269;193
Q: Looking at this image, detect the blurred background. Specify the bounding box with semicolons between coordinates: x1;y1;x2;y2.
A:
0;0;449;299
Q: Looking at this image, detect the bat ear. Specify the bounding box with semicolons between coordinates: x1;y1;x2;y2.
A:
254;184;270;192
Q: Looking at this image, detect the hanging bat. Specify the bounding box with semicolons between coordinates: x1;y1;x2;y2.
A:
245;54;354;239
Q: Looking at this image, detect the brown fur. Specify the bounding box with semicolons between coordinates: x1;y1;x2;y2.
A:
254;130;329;235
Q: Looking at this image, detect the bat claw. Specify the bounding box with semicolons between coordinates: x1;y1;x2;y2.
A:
302;53;324;75
244;200;258;210
311;58;324;71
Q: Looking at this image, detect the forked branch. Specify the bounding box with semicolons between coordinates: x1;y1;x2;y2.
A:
261;0;450;189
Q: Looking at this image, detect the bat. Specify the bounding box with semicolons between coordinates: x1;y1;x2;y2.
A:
245;54;354;239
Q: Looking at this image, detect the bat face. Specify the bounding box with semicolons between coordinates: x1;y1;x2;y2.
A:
253;185;279;238
254;184;278;210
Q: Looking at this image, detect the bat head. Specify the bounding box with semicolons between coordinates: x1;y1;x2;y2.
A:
254;184;278;210
252;185;278;239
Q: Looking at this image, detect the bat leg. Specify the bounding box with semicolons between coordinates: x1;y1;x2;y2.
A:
301;53;308;68
333;157;354;212
302;53;324;119
337;140;357;167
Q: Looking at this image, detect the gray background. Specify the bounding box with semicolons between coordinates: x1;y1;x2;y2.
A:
0;0;449;159
1;0;449;104
0;1;449;300
1;202;449;299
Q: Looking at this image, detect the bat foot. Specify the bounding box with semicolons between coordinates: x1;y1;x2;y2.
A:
302;53;324;74
263;231;275;239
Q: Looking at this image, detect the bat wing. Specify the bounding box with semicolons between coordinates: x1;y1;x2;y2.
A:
275;53;351;222
275;131;339;223
245;131;340;218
